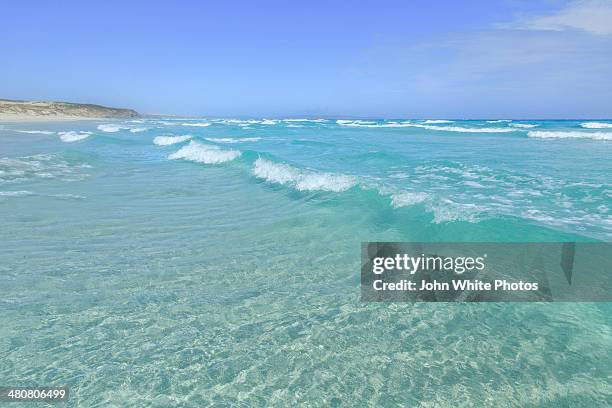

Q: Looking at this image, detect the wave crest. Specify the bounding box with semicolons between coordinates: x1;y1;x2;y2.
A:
153;135;192;146
528;131;612;141
580;122;612;129
168;141;240;164
59;131;92;142
252;158;356;192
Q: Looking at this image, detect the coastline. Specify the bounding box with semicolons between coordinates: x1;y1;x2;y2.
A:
0;114;112;123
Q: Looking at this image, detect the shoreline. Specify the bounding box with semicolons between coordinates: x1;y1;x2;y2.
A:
0;115;123;123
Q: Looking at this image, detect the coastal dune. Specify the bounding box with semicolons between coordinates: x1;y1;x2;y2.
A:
0;99;139;121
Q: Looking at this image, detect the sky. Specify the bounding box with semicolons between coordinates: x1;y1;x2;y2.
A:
1;0;611;118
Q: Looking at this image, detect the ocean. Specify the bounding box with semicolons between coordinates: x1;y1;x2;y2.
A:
1;118;611;406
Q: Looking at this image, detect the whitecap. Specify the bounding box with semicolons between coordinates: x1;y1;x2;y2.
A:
169;141;240;164
422;120;454;124
59;131;92;142
252;158;355;192
528;131;612;141
129;127;149;133
97;124;125;132
14;130;56;135
153;135;192;146
205;137;261;143
509;123;537;128
486;120;512;123
181;122;211;127
580;122;612;129
405;124;519;133
0;190;33;197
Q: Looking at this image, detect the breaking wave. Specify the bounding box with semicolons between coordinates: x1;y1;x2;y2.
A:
510;123;537;128
181;122;211;127
168;141;240;164
580;122;612;129
59;131;92;142
97;124;125;133
205;137;261;143
14;130;56;135
252;158;356;192
422;120;453;124
153;135;192;146
405;124;519;133
528;131;612;141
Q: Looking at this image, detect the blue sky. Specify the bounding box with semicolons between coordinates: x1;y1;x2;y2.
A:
2;0;611;118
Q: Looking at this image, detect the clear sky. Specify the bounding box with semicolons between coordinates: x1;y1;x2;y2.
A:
2;0;611;118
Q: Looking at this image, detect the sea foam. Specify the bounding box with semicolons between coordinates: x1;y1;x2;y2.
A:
205;137;261;143
528;131;612;141
168;141;240;164
181;122;211;127
252;158;356;192
14;130;56;135
59;131;92;142
580;122;612;129
405;124;519;133
97;124;125;132
153;135;192;146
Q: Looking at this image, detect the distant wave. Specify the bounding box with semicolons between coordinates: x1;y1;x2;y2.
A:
282;119;327;123
335;120;518;132
97;124;125;133
261;120;277;125
252;158;356;192
129;127;149;133
169;141;240;164
153;135;192;146
528;130;612;141
59;131;92;142
14;130;56;135
422;120;454;124
205;137;261;143
181;122;211;127
405;124;519;133
486;120;512;123
580;122;612;129
509;123;537;128
0;190;33;197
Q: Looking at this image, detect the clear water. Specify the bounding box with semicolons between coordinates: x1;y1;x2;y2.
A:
1;118;611;406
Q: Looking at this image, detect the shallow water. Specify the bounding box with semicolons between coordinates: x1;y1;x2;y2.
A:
1;118;611;406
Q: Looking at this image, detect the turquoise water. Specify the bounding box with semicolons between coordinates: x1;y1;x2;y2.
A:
1;118;611;406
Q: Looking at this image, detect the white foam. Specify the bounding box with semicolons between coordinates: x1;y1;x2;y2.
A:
169;141;240;164
580;122;612;129
14;130;56;135
405;124;519;133
181;122;211;127
528;130;612;141
0;190;33;197
153;135;192;146
205;137;261;143
509;123;537;128
429;200;483;223
59;131;92;142
390;192;429;208
283;118;327;123
422;120;454;124
486;120;512;123
97;124;125;132
252;158;355;192
129;127;149;133
261;120;277;125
